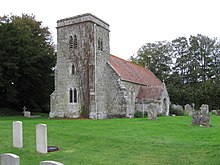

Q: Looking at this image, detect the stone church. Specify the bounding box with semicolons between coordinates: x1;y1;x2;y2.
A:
50;13;170;119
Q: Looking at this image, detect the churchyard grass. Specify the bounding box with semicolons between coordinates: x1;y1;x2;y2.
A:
0;115;220;165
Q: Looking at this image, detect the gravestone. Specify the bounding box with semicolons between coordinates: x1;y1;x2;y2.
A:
0;153;20;165
200;104;209;114
192;111;201;125
184;104;192;114
23;106;31;118
188;110;193;116
13;121;23;148
212;110;217;115
147;109;157;120
24;111;31;118
171;104;183;111
192;104;210;127
200;113;210;127
36;124;47;154
40;161;64;165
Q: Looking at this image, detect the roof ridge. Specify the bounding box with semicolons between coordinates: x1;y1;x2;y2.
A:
110;54;151;72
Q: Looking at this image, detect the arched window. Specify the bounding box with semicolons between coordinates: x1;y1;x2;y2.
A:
70;88;77;103
69;36;73;49
69;88;73;103
74;88;77;103
74;35;77;49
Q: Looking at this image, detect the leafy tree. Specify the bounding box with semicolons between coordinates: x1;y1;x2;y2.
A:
0;14;56;112
131;41;172;82
172;37;190;84
132;34;220;110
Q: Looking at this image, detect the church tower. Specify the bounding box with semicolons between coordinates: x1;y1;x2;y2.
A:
50;13;110;118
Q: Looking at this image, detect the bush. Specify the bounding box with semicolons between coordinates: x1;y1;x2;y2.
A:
134;111;144;118
170;107;184;116
158;113;166;117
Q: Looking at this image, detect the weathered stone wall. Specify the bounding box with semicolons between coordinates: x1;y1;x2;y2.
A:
50;13;170;119
50;14;110;118
89;23;110;119
120;81;141;117
104;64;127;118
135;102;160;116
135;84;170;116
104;64;144;118
50;13;110;119
160;83;170;115
50;22;81;118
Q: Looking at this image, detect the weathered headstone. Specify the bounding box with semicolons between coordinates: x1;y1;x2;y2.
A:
40;160;64;165
171;104;183;111
0;153;20;165
184;104;192;113
200;104;210;126
192;104;210;127
200;113;210;127
147;109;157;120
188;110;193;116
36;124;47;154
192;111;201;125
13;121;23;148
200;104;209;114
212;110;217;115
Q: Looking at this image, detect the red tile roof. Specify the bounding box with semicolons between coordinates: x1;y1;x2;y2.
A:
136;86;162;100
109;55;162;86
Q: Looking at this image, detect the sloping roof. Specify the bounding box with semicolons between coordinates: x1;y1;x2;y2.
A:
109;55;162;86
136;86;162;101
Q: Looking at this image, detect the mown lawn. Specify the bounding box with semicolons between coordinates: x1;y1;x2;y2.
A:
0;115;220;165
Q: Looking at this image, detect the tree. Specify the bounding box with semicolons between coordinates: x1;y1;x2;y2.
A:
172;37;190;84
132;34;220;110
0;14;56;112
131;41;172;82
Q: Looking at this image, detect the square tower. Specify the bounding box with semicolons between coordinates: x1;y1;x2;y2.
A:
50;13;110;118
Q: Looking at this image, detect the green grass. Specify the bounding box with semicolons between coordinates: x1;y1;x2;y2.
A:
0;115;220;165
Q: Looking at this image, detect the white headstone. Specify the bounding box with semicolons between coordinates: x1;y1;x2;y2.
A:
40;160;64;165
1;153;20;165
36;124;47;154
24;111;31;118
13;121;23;148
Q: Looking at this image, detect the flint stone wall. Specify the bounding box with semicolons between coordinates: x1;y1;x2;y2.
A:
50;13;170;119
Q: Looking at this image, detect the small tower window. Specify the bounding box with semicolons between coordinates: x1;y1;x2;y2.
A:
70;88;73;103
69;36;73;49
74;88;77;103
98;37;103;51
70;88;77;103
71;64;75;75
74;35;77;49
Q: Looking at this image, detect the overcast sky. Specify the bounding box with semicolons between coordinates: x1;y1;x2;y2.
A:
1;0;220;59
